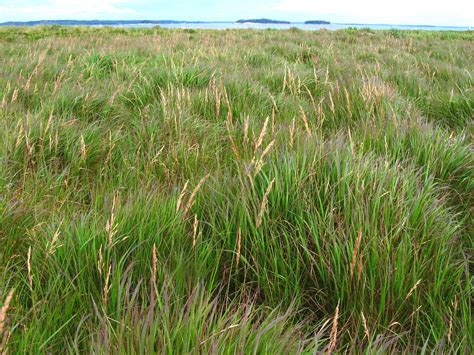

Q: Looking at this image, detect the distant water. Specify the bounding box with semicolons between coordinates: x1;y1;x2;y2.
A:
107;22;471;31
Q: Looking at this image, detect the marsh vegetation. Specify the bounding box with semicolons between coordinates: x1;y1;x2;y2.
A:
0;26;473;352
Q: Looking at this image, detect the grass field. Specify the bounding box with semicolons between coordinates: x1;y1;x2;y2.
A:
0;26;473;353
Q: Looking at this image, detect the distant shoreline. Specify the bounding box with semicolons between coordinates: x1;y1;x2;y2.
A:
236;19;291;24
0;19;470;30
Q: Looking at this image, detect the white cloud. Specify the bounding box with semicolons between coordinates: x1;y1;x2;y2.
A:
1;0;137;21
270;0;474;26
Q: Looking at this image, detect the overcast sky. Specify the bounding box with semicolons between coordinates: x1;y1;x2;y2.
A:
1;0;473;26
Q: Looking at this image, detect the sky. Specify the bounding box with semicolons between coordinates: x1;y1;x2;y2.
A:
0;0;473;26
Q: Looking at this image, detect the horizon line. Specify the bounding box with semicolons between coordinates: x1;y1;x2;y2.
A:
0;19;472;28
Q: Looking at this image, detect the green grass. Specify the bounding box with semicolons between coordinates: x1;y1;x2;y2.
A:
0;26;473;353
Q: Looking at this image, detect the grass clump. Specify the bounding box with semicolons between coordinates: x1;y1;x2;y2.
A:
0;26;473;353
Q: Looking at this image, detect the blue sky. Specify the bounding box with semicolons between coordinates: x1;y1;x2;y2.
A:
1;0;473;26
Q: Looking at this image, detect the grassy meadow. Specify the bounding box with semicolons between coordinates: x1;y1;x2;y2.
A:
0;26;473;353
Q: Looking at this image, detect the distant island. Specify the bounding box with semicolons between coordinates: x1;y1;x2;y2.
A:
236;19;291;24
305;20;331;25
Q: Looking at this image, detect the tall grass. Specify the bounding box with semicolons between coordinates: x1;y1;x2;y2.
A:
0;26;472;353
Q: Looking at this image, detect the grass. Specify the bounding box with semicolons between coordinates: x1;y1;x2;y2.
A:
0;25;472;353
